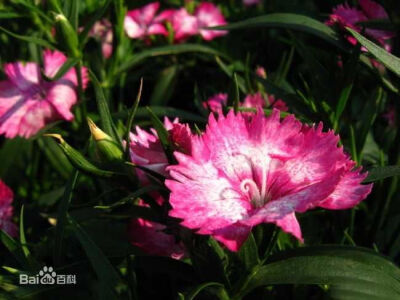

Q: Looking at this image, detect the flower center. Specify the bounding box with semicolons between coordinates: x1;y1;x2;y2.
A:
30;85;47;101
240;162;270;208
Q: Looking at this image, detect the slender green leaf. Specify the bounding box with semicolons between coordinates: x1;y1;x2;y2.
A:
347;27;400;76
149;65;179;105
70;217;122;299
90;70;120;143
364;166;400;183
54;171;79;266
217;13;345;49
146;106;175;163
238;233;259;271
116;44;227;75
233;246;400;299
0;230;31;271
124;79;143;160
19;206;30;259
184;282;224;300
0;26;56;49
233;73;240;113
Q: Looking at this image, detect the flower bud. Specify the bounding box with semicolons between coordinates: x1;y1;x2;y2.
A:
53;13;81;58
87;118;123;163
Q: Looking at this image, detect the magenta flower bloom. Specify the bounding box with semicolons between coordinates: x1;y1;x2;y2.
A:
255;66;267;79
243;0;261;6
194;2;227;41
243;93;288;113
124;2;172;39
128;199;185;259
0;50;88;138
129;117;192;184
169;8;199;42
89;19;113;59
202;93;228;114
0;180;17;237
166;109;372;251
327;0;394;50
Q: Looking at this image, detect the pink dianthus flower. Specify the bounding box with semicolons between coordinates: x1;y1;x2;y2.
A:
327;0;394;50
202;93;228;114
194;2;227;41
166;109;372;251
127;118;191;258
89;19;113;59
0;50;88;138
124;2;172;40
0;180;17;237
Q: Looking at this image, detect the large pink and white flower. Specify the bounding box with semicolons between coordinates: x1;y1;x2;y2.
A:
0;180;17;237
166;109;372;251
128;200;185;259
124;2;172;39
327;0;394;50
0;50;88;138
89;19;113;59
194;2;227;41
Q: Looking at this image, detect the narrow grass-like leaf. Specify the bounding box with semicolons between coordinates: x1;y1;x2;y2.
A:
238;233;260;271
0;26;56;49
364;166;400;183
19;206;30;260
0;11;23;19
233;246;400;299
37;137;73;179
70;217;122;299
94;185;158;210
45;134;116;178
215;56;246;93
132;106;205;122
54;171;79;266
216;13;345;49
149;65;179;105
90;70;120;143
116;44;227;75
347;27;400;76
334;83;353;131
124;79;143;160
184;282;224;300
0;230;31;271
233;73;240;113
146;106;175;163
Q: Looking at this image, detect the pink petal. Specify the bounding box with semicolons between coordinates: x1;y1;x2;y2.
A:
128;217;185;259
202;93;228;114
195;2;227;40
124;15;146;38
140;2;160;24
275;213;303;242
0;180;17;237
147;23;168;36
318;167;373;210
3;62;40;92
45;80;78;121
359;0;389;19
171;8;198;42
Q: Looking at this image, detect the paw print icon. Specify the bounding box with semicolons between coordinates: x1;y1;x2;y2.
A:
39;266;57;285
